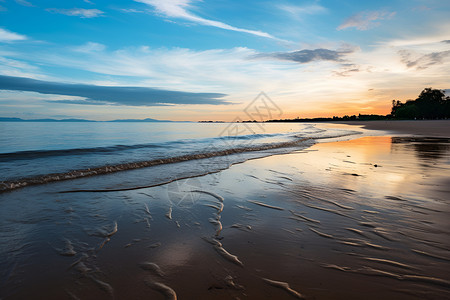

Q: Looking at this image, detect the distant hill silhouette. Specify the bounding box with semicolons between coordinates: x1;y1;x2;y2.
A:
0;117;94;122
0;117;181;122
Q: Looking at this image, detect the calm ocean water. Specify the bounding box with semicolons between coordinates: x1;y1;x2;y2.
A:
0;122;360;190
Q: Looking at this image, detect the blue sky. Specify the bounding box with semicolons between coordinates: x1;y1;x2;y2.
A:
0;0;449;121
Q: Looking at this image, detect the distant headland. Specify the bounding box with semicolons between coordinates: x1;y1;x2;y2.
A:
0;117;186;123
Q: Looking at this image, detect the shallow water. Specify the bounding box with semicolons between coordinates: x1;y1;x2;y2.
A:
0;122;360;190
0;134;449;299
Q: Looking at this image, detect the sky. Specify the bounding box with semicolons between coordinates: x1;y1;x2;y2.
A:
0;0;449;121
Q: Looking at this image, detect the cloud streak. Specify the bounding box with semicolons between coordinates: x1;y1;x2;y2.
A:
73;42;106;53
338;10;396;31
0;28;27;42
135;0;279;40
0;75;229;106
278;3;327;16
46;8;104;18
15;0;33;7
399;49;450;70
252;48;354;64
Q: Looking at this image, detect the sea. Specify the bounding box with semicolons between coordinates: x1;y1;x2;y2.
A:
0;122;361;192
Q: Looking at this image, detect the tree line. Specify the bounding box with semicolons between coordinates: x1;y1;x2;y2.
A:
266;88;450;122
391;88;450;119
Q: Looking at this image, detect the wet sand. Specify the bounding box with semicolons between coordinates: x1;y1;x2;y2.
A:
339;120;450;137
1;127;450;299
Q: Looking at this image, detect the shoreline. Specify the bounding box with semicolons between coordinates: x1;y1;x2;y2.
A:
2;120;448;193
1;124;449;299
0;137;313;193
335;120;450;138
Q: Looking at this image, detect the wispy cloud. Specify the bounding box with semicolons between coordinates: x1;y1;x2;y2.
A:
15;0;33;7
28;46;261;92
278;3;327;16
442;40;450;44
9;43;362;99
338;10;396;31
0;75;229;106
332;64;361;77
388;37;450;47
0;28;27;42
135;0;279;40
252;48;355;64
399;49;450;70
119;8;147;14
0;56;41;78
46;8;104;18
73;42;106;53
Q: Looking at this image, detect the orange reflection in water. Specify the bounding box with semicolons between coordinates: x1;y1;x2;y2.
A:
246;135;449;202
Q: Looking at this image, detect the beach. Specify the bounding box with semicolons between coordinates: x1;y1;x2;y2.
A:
1;121;449;299
339;120;450;137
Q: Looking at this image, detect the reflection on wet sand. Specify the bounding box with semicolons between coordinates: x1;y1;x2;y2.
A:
391;137;450;161
0;136;449;299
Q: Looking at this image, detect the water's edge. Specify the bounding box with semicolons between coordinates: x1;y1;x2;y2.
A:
0;126;361;193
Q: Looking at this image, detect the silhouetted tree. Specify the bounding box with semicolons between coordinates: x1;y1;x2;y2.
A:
391;88;449;119
395;103;419;119
391;100;404;116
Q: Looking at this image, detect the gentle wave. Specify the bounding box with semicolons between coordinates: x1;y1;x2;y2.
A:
0;132;290;162
0;137;314;192
0;126;361;192
0;144;165;162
